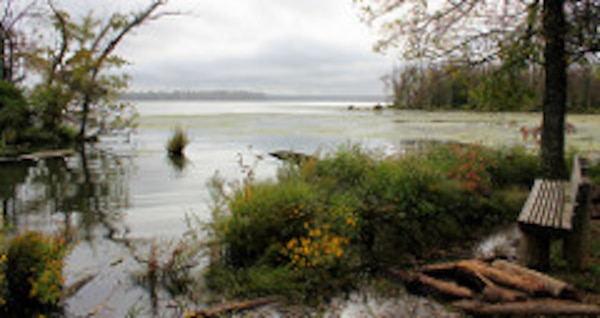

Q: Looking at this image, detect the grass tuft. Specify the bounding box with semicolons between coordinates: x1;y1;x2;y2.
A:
167;126;189;156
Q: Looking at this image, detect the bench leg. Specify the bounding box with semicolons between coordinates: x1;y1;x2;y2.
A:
519;230;550;270
564;182;591;270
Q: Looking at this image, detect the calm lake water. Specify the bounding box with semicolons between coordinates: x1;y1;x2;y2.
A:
1;100;599;316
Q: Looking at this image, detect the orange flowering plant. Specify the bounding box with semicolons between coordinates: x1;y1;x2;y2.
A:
0;231;68;313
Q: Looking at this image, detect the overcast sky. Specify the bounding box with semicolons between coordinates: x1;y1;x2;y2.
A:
53;0;396;95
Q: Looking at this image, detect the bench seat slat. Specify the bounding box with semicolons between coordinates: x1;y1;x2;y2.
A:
552;180;566;228
518;179;568;230
518;180;542;224
518;155;584;232
546;181;560;227
542;181;555;227
538;180;562;228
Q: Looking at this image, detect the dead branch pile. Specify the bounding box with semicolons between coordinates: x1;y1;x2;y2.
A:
386;259;600;316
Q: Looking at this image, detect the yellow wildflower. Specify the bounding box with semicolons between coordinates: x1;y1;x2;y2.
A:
286;238;298;249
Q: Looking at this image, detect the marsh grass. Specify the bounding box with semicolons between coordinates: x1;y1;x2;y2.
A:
132;239;202;300
167;126;189;157
205;143;540;302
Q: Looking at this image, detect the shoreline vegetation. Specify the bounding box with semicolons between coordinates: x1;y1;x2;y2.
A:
200;145;529;298
2;131;600;315
183;143;600;316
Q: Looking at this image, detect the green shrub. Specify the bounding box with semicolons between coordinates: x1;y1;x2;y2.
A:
586;160;600;185
0;80;31;146
216;179;321;267
206;143;531;300
313;144;375;193
487;146;540;188
206;265;305;300
1;231;67;315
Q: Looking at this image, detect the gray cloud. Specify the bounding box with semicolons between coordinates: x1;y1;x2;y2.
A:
105;0;396;95
127;35;391;94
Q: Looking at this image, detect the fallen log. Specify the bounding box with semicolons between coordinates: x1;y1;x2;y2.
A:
414;273;476;299
481;285;528;303
491;259;577;299
423;261;528;303
387;269;475;299
423;260;544;295
453;299;600;316
458;260;543;294
190;296;281;318
393;259;587;307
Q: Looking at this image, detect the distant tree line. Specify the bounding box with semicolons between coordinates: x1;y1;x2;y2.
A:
387;62;599;113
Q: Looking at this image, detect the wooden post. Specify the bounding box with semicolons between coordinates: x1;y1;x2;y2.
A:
563;181;591;270
518;226;550;270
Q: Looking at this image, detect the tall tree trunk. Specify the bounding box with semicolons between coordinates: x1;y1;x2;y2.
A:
1;27;7;81
541;0;568;179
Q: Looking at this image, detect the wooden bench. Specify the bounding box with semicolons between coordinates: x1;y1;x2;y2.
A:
518;155;591;269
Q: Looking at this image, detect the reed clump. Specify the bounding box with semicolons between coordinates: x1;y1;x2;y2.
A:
167;126;189;157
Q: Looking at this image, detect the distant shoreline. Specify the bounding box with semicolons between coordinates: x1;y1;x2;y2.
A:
122;90;389;103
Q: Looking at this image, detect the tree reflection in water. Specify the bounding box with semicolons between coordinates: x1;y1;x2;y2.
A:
0;160;35;227
0;146;162;315
0;146;132;242
167;153;190;176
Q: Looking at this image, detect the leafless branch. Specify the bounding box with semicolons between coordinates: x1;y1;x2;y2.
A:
94;0;167;71
47;0;69;83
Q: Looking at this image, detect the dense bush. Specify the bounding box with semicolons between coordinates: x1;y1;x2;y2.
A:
0;80;78;151
0;80;31;147
0;231;68;316
588;160;600;185
487;146;541;188
206;143;540;300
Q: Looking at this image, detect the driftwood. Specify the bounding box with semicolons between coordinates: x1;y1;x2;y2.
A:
453;299;600;316
491;259;577;298
456;260;542;294
481;284;528;303
64;273;98;298
388;269;475;299
387;259;599;316
422;260;554;295
190;296;281;317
